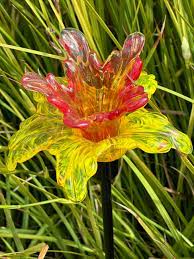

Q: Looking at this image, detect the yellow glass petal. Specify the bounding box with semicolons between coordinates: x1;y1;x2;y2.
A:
97;109;192;162
136;71;158;98
97;137;135;162
49;138;103;202
97;147;127;162
120;109;192;154
7;113;71;171
33;92;46;103
33;92;63;116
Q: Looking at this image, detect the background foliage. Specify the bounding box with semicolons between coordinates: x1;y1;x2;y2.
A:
0;0;194;258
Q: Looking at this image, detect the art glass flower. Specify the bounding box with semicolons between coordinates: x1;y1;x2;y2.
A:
7;29;192;201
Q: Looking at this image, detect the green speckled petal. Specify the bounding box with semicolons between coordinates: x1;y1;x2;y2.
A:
97;109;192;163
49;138;103;202
136;71;158;98
120;109;192;154
7;113;72;171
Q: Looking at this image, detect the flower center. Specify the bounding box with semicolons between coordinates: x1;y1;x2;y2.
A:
76;118;121;142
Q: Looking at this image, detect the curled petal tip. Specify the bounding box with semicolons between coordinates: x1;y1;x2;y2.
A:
122;32;145;59
21;72;48;94
46;73;55;81
59;28;89;62
21;72;35;85
21;76;28;86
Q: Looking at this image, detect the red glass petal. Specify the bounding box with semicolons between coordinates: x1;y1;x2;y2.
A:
119;85;145;102
61;29;102;89
126;56;143;84
22;72;74;114
88;51;102;70
102;33;145;90
59;28;89;62
103;50;122;74
22;72;53;95
122;33;145;65
123;93;148;113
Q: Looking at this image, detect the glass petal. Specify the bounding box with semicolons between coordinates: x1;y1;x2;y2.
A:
49;138;101;202
22;72;89;127
97;110;192;162
22;72;52;95
126;56;143;84
59;28;89;62
122;33;145;67
22;72;71;114
103;33;145;90
7;113;71;171
121;109;192;154
136;71;158;98
60;29;102;89
97;137;134;162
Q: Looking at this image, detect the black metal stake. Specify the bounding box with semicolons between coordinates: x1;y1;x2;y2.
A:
97;161;118;259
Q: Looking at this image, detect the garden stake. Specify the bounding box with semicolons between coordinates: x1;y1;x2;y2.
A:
98;161;118;259
101;162;114;259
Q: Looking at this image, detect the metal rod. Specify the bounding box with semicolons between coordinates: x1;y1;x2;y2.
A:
100;162;114;259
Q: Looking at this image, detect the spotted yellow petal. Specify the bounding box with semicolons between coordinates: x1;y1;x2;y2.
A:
120;109;192;154
32;92;63;116
98;109;192;162
97;137;134;162
49;138;109;202
7;113;71;171
136;71;158;98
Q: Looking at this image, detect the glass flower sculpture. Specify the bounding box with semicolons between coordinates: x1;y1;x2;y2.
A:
7;28;192;201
